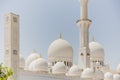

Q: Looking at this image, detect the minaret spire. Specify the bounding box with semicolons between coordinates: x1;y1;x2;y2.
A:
77;0;92;69
80;0;88;19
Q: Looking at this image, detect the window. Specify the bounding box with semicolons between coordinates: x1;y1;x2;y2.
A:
50;68;52;73
13;50;17;55
97;67;99;69
55;61;57;64
67;62;69;66
87;53;90;57
13;17;17;22
95;60;97;63
81;53;83;56
100;61;104;66
64;61;66;65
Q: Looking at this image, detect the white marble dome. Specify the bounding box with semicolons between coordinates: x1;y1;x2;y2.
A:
116;64;120;73
29;57;48;72
95;70;104;80
52;62;66;74
48;38;73;58
89;41;104;58
19;55;25;68
113;74;120;80
81;68;94;79
104;72;113;80
68;65;81;76
25;51;40;67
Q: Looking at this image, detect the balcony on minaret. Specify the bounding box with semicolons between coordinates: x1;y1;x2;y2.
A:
76;19;92;28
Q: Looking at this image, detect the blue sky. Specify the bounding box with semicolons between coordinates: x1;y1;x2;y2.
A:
0;0;120;70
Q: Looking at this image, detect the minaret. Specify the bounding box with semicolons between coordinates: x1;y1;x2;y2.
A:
4;13;19;80
77;0;92;69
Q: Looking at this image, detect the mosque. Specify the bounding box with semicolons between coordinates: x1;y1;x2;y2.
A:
3;0;120;80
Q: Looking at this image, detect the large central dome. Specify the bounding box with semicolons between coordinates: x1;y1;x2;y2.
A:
48;35;73;68
48;38;73;58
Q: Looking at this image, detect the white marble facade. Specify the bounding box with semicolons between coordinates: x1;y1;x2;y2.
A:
3;0;120;80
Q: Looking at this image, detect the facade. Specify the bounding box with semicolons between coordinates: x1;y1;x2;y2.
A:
4;0;120;80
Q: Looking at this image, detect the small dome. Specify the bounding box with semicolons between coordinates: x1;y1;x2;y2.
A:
25;51;40;67
52;62;66;74
95;70;104;79
81;68;94;79
48;38;73;58
89;41;104;58
113;74;120;80
29;57;48;72
104;72;113;80
68;65;81;76
19;55;25;68
116;64;120;73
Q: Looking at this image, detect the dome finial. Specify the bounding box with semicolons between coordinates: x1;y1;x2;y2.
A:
59;33;62;39
92;36;95;42
40;54;43;58
33;49;37;53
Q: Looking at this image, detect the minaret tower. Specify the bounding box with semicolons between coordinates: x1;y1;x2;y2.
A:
77;0;92;69
4;13;19;80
